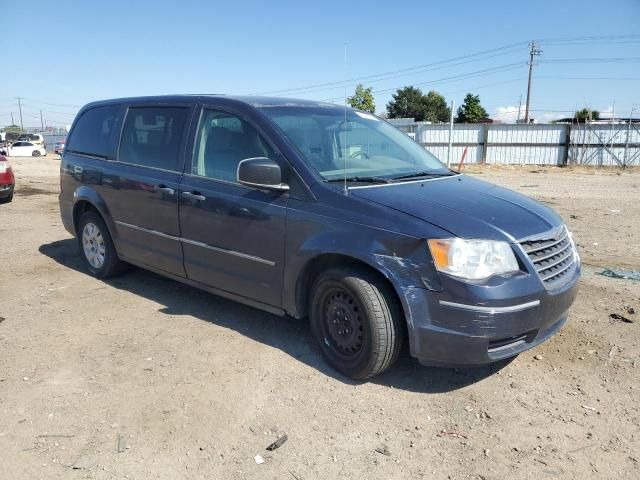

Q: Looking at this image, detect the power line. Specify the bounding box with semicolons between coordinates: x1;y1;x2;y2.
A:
252;34;640;97
535;34;640;43
19;97;82;108
540;57;640;64
441;77;527;96
320;62;526;102
537;75;640;80
253;41;530;95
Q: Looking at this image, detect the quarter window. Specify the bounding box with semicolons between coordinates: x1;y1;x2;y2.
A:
118;107;189;171
192;109;274;182
67;105;122;158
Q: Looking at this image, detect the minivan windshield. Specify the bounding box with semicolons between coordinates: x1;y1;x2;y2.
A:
259;106;452;182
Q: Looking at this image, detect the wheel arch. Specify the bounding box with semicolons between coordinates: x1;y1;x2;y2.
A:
72;187;118;241
292;253;408;325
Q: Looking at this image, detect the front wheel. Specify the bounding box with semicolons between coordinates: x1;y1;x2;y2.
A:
310;267;403;379
32;150;41;157
77;211;127;278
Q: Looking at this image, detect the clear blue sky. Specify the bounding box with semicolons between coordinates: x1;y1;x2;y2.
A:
2;0;639;128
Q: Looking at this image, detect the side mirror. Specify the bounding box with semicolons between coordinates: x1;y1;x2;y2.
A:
237;157;289;192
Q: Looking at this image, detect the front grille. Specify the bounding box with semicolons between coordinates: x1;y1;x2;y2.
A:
519;226;576;288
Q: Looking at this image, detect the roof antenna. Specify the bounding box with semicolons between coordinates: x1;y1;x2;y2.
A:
343;42;349;195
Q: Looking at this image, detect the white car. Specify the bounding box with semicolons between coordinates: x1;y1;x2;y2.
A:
8;141;47;157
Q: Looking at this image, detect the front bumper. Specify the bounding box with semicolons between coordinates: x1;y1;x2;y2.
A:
0;183;14;198
403;262;580;367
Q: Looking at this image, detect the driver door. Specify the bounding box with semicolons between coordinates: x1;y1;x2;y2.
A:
179;106;288;308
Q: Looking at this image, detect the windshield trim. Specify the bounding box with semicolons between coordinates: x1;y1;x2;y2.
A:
345;174;460;190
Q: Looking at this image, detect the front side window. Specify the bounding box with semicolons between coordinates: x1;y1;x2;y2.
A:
67;105;122;158
260;106;450;181
192;109;274;183
118;107;189;171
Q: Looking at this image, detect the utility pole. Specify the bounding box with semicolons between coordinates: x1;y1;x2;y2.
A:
524;42;542;124
11;112;14;125
40;110;44;130
17;97;24;132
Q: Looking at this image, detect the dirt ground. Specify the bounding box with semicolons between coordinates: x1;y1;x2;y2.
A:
0;155;638;480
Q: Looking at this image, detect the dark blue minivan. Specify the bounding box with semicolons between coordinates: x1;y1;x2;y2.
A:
59;95;580;379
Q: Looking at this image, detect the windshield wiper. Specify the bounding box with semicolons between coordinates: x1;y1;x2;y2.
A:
390;171;457;181
327;176;391;184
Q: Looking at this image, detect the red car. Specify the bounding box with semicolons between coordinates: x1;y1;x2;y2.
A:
0;155;15;203
55;139;66;155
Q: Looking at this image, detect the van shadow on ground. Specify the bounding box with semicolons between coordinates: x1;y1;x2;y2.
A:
39;238;512;393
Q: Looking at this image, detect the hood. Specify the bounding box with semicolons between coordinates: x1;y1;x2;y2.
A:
351;175;563;242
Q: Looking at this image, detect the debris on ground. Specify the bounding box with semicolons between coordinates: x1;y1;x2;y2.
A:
437;431;468;440
598;268;640;282
254;454;265;465
609;313;634;324
117;434;126;453
71;455;96;470
375;445;391;456
534;354;543;360
266;434;288;451
0;316;5;324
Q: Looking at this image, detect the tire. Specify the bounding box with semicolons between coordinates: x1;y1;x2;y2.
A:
310;267;403;379
32;150;41;157
0;192;12;204
77;211;126;278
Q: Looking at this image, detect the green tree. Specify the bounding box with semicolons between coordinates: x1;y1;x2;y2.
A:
2;124;21;134
386;87;450;122
574;108;600;121
347;84;376;113
455;93;488;123
422;90;451;123
386;86;427;120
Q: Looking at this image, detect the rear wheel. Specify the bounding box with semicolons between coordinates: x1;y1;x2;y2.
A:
310;267;403;379
77;211;127;278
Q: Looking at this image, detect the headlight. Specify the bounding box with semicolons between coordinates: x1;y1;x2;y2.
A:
567;230;580;265
428;238;519;280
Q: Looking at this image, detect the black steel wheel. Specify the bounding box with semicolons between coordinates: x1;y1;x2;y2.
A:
310;267;403;379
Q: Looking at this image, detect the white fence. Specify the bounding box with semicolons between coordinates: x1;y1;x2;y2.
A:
408;122;640;167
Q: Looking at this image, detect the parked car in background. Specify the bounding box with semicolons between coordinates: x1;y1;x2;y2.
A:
0;155;15;203
0;141;7;156
9;141;47;157
55;139;66;155
17;133;45;145
59;95;580;379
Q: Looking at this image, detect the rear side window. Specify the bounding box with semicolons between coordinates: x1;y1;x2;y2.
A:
118;107;189;171
67;105;122;158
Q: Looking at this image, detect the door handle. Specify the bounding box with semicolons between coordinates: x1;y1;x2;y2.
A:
181;191;206;201
73;165;83;174
154;185;175;195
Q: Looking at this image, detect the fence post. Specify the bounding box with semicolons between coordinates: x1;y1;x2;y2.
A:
562;124;571;166
446;100;454;167
481;124;489;164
